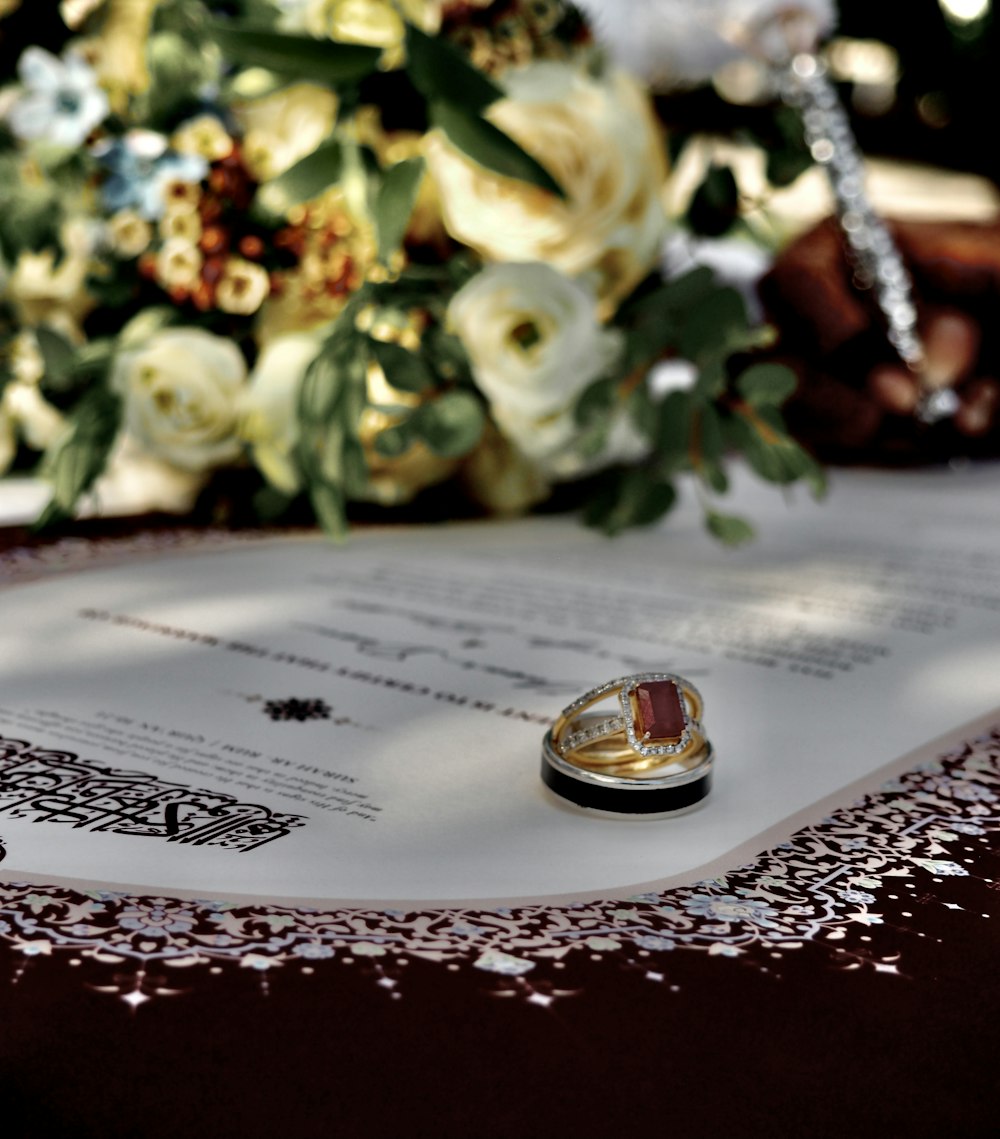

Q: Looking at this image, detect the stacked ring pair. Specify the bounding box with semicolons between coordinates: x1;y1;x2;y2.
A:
541;672;713;819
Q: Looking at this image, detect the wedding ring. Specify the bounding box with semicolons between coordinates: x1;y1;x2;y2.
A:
540;673;713;818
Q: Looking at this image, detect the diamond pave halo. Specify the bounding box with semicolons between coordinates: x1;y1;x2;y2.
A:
556;672;703;761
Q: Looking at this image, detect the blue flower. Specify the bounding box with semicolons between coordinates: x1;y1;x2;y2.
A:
7;47;108;148
632;934;676;951
683;893;780;928
838;889;876;904
293;943;335;960
119;905;196;938
95;131;208;220
950;821;985;836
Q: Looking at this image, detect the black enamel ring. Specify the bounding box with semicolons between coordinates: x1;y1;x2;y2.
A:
540;727;713;819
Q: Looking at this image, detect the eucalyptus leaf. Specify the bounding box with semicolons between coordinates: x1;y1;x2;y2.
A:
37;387;121;526
430;101;565;199
574;375;617;427
736;363;798;407
207;23;380;85
369;338;434;393
375;156;425;261
654;389;692;466
262;140;343;211
372;422;415;458
583;468;677;535
404;23;502;112
705;510;754;546
411;389;485;457
686;162;740;238
308;481;348;540
34;326;76;390
678;286;748;362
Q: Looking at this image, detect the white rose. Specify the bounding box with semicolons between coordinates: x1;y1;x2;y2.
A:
448;262;644;479
234;82;338;181
575;0;836;88
425;61;669;307
239;333;322;493
111;328;247;472
90;436;207;516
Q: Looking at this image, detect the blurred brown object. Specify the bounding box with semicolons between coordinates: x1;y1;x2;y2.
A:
758;216;1000;464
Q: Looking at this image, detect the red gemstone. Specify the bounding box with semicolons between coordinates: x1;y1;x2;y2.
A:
634;681;685;741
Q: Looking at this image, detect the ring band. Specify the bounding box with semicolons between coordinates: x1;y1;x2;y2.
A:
541;673;713;818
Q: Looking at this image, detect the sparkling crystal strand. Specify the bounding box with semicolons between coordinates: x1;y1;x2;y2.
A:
777;54;954;423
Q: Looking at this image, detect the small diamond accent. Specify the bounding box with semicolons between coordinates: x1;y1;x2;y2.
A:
557;673;702;760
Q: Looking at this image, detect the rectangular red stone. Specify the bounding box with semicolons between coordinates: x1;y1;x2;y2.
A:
635;680;685;741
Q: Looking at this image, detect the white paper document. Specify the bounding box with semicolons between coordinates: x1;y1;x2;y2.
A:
1;466;998;904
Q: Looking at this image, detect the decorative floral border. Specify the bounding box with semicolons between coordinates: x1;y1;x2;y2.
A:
2;531;998;1003
1;725;997;1003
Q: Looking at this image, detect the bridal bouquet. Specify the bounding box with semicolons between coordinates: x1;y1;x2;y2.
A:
0;0;822;540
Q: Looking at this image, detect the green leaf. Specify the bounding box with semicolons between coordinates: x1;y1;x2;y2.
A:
654;389;692;467
375;156;425;261
411;389;485;457
736;363;798;407
430;101;565;199
705;510;754;546
0;185;62;262
583;468;677;535
678;286;749;362
694;404;728;493
262;140;342;210
692;359;727;403
404;23;502;113
660;266;717;312
299;349;347;423
627;382;656;440
369;338;434;394
372;421;415;458
35;326;76;390
686;162;740;238
728;407;825;490
207;23;380;85
309;481;348;540
574;375;618;427
37;387;121;526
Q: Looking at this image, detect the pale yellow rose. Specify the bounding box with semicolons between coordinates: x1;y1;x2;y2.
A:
85;0;161;112
234;83;338;182
216;258;271;316
109;210;153;258
298;0;441;67
425;61;669;307
0;332;67;473
7;219;96;336
240;333;322;494
111;328;247;472
155;237;202;291
171;114;233;161
448;261;648;479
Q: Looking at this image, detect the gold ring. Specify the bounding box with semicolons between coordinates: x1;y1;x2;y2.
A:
541;673;714;818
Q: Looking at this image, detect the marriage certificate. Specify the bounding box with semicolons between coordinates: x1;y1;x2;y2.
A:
1;465;998;904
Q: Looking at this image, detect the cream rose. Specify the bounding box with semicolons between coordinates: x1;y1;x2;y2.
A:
425;61;669;307
234;82;338;182
111;328;247;472
283;0;441;67
447;262;645;479
239;332;322;493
